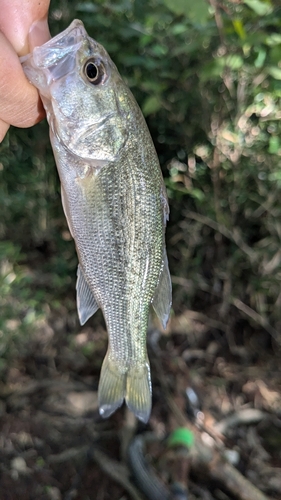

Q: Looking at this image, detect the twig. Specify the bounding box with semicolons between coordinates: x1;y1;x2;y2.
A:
183;309;229;333
231;298;281;345
169;397;271;500
184;211;256;262
208;0;225;45
47;445;88;464
171;270;281;346
155;360;271;500
214;408;266;435
120;407;138;462
89;447;145;500
208;458;271;500
48;446;89;500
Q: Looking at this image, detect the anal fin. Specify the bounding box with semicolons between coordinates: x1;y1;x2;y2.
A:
151;248;172;329
76;264;99;325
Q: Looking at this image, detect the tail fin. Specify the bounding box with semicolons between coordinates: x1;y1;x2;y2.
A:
98;352;125;419
98;352;152;423
125;362;152;424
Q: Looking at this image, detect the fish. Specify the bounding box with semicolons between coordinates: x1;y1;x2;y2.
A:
21;19;172;423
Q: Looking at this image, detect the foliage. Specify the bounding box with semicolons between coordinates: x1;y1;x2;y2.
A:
1;0;281;363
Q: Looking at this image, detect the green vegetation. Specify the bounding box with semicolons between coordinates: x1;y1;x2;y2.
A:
1;0;281;366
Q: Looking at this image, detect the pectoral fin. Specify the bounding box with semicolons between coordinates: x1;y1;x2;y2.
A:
152;249;172;329
61;185;74;238
76;265;99;325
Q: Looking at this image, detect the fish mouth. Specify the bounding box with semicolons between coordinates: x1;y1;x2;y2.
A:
21;19;87;69
21;20;91;89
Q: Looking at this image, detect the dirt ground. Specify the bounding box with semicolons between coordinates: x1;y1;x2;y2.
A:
0;307;280;500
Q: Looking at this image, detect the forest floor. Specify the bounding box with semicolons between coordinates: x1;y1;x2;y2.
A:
0;305;280;500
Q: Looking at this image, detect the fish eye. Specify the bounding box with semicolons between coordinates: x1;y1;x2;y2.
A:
83;58;106;85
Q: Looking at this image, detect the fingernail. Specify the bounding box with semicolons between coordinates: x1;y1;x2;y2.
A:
29;17;51;51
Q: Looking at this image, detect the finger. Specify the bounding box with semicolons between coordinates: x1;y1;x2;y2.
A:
0;0;51;55
0;119;10;142
0;33;44;128
29;16;51;51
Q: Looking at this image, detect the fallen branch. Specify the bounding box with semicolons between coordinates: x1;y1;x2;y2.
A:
167;396;271;500
171;273;281;346
208;457;271;500
184;211;256;263
231;298;280;345
48;444;145;500
47;445;88;464
89;447;145;500
214;408;266;435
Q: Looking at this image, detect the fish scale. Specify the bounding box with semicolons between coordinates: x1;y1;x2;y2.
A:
21;19;172;423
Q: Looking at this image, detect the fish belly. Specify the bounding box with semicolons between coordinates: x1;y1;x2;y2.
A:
54;140;164;422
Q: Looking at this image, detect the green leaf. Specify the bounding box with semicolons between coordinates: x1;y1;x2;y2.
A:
265;33;281;47
162;0;209;24
225;54;244;70
151;44;168;56
162;0;187;15
255;48;266;68
233;19;246;40
171;23;189;35
76;2;99;13
267;66;281;80
243;0;273;16
190;188;205;201
200;54;243;81
142;96;162;116
268;136;279;154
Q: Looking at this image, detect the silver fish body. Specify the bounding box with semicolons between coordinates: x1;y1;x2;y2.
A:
21;20;172;423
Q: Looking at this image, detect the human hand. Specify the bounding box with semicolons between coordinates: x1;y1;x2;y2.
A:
0;0;51;142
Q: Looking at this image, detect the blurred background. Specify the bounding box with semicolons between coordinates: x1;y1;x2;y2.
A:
1;0;281;499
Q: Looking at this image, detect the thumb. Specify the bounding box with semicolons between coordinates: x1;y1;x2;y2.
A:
28;15;51;51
